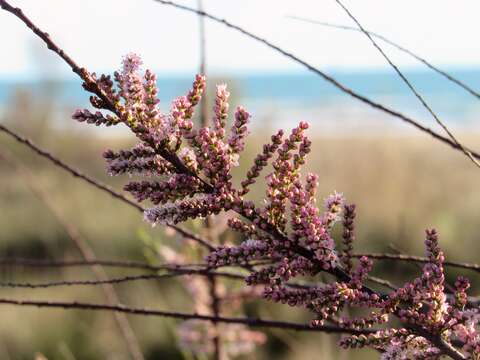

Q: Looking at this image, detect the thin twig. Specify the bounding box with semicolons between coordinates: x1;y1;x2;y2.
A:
0;256;404;291
0;123;213;250
333;0;480;169
286;16;480;100
0;0;213;251
0;295;466;358
0;270;244;289
208;274;222;360
0;0;116;111
0;124;141;210
0;258;271;271
3;152;145;360
146;0;480;166
352;253;480;273
3;253;479;281
387;244;458;297
0;258;203;271
3;252;480;281
197;1;222;356
366;275;397;291
0;297;376;335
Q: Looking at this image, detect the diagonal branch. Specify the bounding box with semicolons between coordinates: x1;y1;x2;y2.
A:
0;123;141;210
333;0;480;169
0;123;213;250
286;16;480;101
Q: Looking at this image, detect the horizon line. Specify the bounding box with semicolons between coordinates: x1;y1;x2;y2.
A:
2;64;480;82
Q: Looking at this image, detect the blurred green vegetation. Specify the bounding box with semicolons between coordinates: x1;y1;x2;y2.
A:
1;86;479;360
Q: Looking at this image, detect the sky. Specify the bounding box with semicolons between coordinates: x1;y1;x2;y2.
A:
1;0;480;79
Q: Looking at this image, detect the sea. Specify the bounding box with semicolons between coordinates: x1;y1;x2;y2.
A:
1;68;480;135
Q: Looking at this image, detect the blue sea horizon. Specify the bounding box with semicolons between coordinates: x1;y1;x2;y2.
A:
1;68;479;134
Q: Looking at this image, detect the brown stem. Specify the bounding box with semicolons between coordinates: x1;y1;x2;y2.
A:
208;274;221;360
0;123;213;250
334;0;480;169
0;258;206;271
351;253;480;273
0;270;244;289
196;3;222;356
286;16;480;100
0;298;377;335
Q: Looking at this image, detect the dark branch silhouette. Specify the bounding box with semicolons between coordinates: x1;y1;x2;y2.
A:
0;270;245;289
286;16;480;100
333;0;480;168
0;258;272;271
0;297;376;335
0;123;213;250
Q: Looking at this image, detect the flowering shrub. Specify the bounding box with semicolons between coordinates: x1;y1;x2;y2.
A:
72;53;479;359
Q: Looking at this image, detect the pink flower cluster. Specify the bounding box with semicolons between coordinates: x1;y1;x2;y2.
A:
338;230;479;358
73;53;479;359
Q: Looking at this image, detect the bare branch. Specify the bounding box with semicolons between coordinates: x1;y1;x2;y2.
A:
0;123;213;250
352;253;480;273
0;295;465;358
196;2;222;355
0;258;271;272
0;270;244;289
366;275;397;291
287;16;480;101
0;124;141;210
0;297;376;335
0;257;202;271
0;1;84;79
333;0;480;169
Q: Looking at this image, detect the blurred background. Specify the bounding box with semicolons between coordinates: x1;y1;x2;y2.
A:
1;0;480;359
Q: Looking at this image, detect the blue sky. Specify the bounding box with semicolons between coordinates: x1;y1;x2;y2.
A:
2;0;480;79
